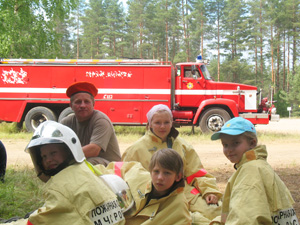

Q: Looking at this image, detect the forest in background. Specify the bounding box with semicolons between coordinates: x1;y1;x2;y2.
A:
0;0;300;116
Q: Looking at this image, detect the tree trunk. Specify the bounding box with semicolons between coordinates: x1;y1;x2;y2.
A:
186;0;190;61
165;0;169;61
259;0;263;87
287;35;290;92
276;30;280;90
201;11;204;57
255;36;258;85
283;30;286;91
217;7;220;81
182;0;188;61
271;24;274;87
140;21;143;59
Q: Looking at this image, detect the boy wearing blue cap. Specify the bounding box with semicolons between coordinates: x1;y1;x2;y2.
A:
211;117;299;225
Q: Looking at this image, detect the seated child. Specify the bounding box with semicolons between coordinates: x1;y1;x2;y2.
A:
1;121;125;225
211;117;299;224
97;148;192;225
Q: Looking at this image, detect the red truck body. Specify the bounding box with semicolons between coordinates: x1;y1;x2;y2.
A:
0;58;279;132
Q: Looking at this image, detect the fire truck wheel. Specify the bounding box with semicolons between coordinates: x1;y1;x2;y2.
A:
58;107;74;122
25;107;57;132
199;107;231;133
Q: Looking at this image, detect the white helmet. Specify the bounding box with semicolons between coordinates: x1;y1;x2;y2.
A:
26;121;85;182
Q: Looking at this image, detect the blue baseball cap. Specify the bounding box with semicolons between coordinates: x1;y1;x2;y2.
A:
211;117;256;140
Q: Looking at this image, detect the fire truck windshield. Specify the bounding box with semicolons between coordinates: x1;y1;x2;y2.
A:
200;65;212;80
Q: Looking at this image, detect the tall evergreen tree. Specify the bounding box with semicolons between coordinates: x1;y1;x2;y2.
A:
222;0;249;82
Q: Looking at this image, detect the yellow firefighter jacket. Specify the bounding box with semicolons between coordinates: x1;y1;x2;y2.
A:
96;161;192;225
221;145;299;225
24;162;125;225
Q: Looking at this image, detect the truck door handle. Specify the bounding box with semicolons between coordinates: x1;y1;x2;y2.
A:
182;80;188;83
145;95;149;99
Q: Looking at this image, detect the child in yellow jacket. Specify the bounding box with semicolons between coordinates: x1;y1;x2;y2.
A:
97;148;192;225
211;117;299;224
1;121;125;225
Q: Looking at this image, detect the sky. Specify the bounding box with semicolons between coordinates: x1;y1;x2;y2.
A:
120;0;128;11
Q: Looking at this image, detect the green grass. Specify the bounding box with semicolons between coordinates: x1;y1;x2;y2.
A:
0;167;43;220
0;122;31;139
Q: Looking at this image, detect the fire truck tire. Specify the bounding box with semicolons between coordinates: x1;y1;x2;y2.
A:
58;107;74;122
25;107;57;132
199;107;231;133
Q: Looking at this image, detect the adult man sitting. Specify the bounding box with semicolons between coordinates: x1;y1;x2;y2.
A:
60;81;121;165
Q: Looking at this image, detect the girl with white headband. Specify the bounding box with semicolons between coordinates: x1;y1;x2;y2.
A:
122;104;222;225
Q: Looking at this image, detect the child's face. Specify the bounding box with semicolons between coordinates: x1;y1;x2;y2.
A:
151;163;181;196
221;134;255;164
40;144;69;170
150;111;172;142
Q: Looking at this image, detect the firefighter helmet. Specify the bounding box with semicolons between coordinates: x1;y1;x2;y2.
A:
99;174;135;215
25;120;85;182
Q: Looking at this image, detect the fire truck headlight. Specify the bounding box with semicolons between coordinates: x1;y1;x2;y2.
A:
271;107;277;114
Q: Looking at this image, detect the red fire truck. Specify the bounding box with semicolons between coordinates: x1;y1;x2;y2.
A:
0;57;279;132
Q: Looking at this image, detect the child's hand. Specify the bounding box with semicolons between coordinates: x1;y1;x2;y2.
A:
205;194;219;204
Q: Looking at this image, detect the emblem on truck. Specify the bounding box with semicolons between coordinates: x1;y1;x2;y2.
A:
1;68;28;84
187;82;194;89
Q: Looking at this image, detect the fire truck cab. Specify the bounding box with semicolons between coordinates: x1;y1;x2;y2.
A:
0;57;279;132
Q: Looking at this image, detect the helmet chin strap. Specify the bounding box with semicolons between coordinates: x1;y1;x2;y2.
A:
42;160;70;176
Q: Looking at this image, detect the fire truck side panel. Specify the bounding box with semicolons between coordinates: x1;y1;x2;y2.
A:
0;101;26;122
0;64;173;125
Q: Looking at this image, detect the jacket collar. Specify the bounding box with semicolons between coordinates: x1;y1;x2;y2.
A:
147;126;179;144
234;145;268;170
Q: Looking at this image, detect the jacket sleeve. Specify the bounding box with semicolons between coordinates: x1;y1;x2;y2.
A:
121;144;139;162
224;167;272;224
28;189;86;225
181;139;222;198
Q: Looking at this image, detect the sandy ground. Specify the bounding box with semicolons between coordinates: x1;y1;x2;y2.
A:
4;118;300;169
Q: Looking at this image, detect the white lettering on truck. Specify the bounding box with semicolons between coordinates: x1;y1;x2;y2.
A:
86;70;132;79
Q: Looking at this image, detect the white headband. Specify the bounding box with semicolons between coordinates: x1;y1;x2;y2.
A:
146;104;173;123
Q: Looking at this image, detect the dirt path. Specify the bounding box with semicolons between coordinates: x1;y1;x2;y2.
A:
4;118;300;170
